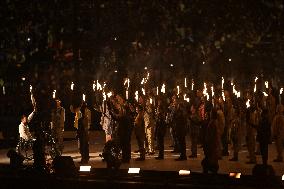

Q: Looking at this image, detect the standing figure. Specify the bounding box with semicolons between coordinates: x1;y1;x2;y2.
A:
134;105;146;161
222;97;233;156
257;109;271;165
155;99;167;160
189;105;201;158
167;96;179;152
202;109;219;174
229;109;242;161
112;95;133;163
100;99;114;142
246;101;260;164
51;99;65;154
272;104;284;162
174;101;187;161
71;101;91;164
144;98;155;155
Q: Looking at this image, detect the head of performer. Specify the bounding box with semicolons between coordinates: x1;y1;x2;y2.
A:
21;114;28;126
55;99;61;108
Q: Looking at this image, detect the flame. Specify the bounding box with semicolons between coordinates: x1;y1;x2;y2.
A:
263;92;268;97
177;86;180;95
142;88;146;95
191;79;194;91
107;92;112;98
221;77;224;89
135;91;139;102
183;94;189;102
203;83;209;101
161;84;166;93
246;99;250;108
83;94;86;102
265;81;268;89
30;85;33;92
185;78;187;88
53;90;56;99
280;88;283;95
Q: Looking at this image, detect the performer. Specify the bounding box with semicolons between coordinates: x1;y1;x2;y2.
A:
19;93;37;142
229;109;242;161
155;99;167;160
100;99;114;142
71;101;91;164
134;105;146;161
202;109;219;174
189;105;201;158
51;99;65;154
144;98;155;155
272;104;284;162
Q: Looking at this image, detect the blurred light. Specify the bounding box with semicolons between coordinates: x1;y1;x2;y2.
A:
280;88;283;95
27;38;31;42
263;92;268;97
246;99;250;108
170;64;174;67
179;170;191;176
282;174;284;181
71;82;74;91
79;166;91;172
144;67;147;70
83;94;86;102
202;61;205;64
229;172;241;179
2;86;5;95
128;168;140;174
114;70;118;73
228;58;232;62
21;77;26;81
114;37;117;41
53;90;56;99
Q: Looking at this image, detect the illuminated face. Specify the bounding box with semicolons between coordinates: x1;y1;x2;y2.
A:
21;116;27;125
56;100;61;108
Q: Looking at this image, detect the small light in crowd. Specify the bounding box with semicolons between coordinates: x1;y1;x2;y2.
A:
161;84;166;94
79;166;91;172
2;86;5;95
156;86;159;96
128;168;140;174
280;88;283;95
150;98;153;104
82;94;86;102
179;170;191;176
135;91;139;102
228;58;232;62
282;174;284;181
183;94;189;102
30;85;32;93
184;78;187;88
93;81;96;91
170;64;174;67
71;82;74;91
202;61;205;65
221;77;224;89
53;90;56;99
265;81;269;89
21;77;25;81
144;67;148;70
177;85;180;95
263;92;268;97
191;79;194;91
27;37;31;42
246;99;250;108
107;92;112;98
142;88;146;95
114;70;118;73
114;37;117;41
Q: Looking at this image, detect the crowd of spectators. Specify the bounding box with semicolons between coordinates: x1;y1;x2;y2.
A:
0;0;284;136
